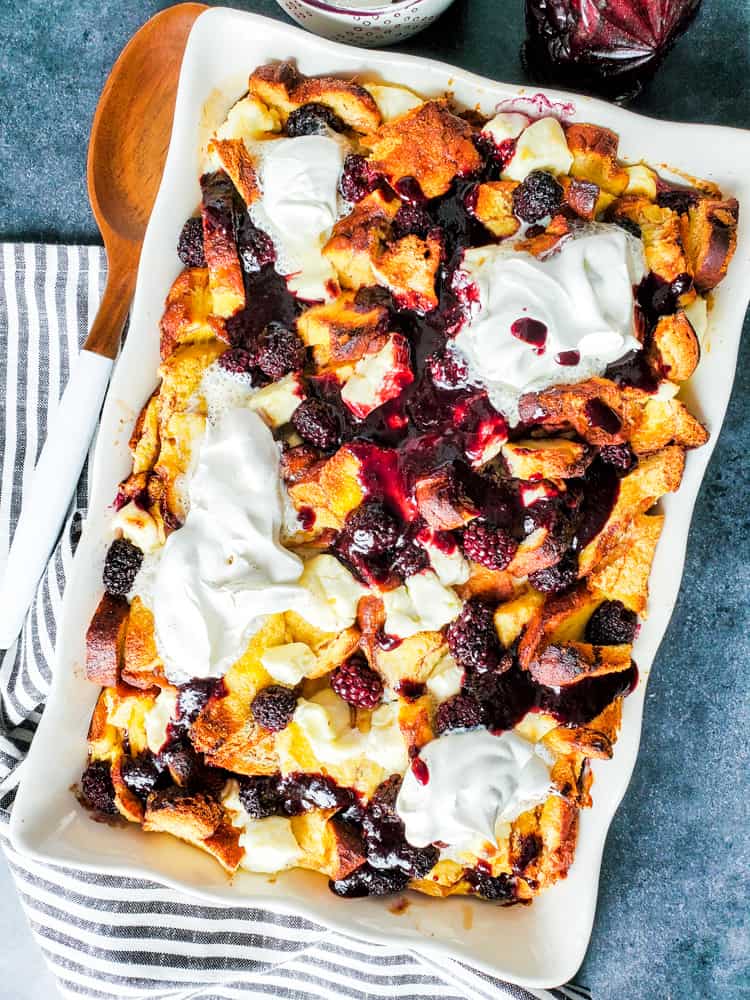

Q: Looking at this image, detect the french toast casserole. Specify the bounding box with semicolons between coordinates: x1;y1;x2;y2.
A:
79;63;739;905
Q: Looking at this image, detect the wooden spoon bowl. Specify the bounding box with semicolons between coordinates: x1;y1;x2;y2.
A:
86;2;207;357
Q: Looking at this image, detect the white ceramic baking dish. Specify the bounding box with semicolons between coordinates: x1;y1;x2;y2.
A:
9;7;750;989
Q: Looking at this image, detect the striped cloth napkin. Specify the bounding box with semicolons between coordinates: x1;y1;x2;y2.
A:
0;243;591;1000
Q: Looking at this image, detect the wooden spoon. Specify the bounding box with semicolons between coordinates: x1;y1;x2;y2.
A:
0;2;207;649
87;1;208;357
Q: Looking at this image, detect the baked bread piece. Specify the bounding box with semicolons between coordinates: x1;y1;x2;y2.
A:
78;61;739;907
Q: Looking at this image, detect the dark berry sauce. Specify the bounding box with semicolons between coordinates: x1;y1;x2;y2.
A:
555;349;580;366
410;757;430;785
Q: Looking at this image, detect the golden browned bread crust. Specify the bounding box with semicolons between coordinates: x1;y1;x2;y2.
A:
364;101;482;199
85;594;129;687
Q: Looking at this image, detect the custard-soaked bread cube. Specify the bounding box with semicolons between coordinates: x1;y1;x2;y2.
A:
558;176;600;221
364;101;482;199
288;445;366;529
647;311;700;382
158;340;226;423
371;234;442;313
143;789;243;873
681;196;739;292
284;611;361;677
373;631;445;689
565;123;629;196
160;267;226;360
630;395;708;454
611;195;687;284
87;688;125;763
535;795;578;889
528;641;633;687
207;138;259;208
455;563;517;604
494;587;545;647
577;446;685;577
292;810;366;880
191;616;287;775
296;288;389;367
86;593;129;686
109;756;146;824
248;61;381;133
398;694;434;756
543;723;614;760
121;597;165;689
588;513;663;614
472;181;520;239
502;438;594;480
518;582;602;670
323;190;400;290
506;526;568;578
129;391;161;474
215;93;281;143
518;377;636;446
415;466;479;531
200;170;245;318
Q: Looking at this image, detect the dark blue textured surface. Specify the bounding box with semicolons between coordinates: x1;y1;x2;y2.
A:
2;2;748;996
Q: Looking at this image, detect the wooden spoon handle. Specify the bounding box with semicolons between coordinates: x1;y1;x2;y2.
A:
84;250;138;359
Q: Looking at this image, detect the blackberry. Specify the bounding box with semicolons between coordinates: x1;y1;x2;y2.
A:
218;348;258;376
585;600;637;646
286;102;346;137
238;775;282;819
120;752;165;799
279;773;355;815
159;738;203;788
340;153;381;203
461;520;518;571
330;654;384;709
80;760;117;814
467;870;517;903
446;598;502;673
102;538;143;596
329;863;409;898
175;679;216;730
392;203;433;241
435;693;484;734
512;170;563;223
391;542;429;581
599;443;637;475
257;322;306;380
236;216;276;272
343;501;400;557
177;216;206;268
251;685;298;732
291;398;343;452
528;552;579;594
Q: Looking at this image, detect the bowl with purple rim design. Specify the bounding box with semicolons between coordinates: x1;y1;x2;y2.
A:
274;0;458;46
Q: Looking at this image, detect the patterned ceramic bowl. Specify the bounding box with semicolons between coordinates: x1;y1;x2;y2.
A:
274;0;458;47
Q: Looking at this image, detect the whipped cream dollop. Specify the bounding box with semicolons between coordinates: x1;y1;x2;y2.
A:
249;133;349;302
136;408;309;684
452;226;646;423
396;729;554;851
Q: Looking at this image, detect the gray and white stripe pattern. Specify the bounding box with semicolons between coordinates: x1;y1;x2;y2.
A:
0;243;591;1000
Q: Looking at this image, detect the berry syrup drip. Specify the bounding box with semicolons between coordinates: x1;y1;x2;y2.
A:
555;349;580;366
573;459;621;550
510;317;548;354
225;264;301;350
410;757;430;786
472;659;638;733
584;397;622;435
605;349;658;393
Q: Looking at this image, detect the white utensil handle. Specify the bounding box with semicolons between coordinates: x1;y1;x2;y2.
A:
0;350;113;649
